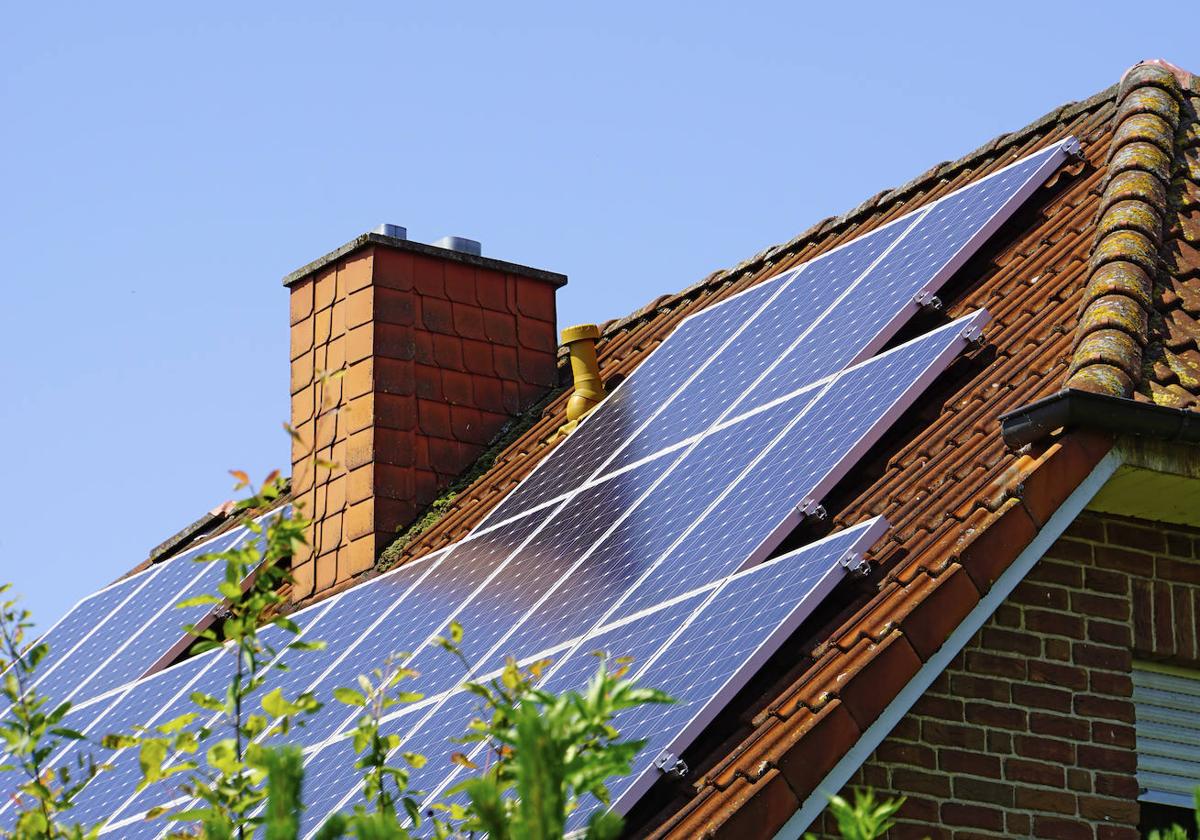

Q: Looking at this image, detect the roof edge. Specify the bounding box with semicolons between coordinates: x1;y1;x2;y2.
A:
281;232;569;288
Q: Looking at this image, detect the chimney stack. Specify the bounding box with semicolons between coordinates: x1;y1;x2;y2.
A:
284;227;567;599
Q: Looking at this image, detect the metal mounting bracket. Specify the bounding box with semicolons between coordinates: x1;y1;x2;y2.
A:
913;290;943;312
840;551;871;577
797;498;827;520
959;320;986;344
654;752;689;778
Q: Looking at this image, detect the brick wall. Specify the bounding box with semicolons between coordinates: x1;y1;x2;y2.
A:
812;511;1200;839
287;241;563;600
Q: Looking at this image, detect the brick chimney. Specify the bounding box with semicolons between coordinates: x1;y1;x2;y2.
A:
284;229;567;599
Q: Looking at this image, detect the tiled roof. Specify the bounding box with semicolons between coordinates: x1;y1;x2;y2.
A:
295;61;1199;835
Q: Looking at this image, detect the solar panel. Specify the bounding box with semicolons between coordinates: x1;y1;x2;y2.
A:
482;138;1076;521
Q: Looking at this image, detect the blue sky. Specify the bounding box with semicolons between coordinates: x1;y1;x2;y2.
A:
1;3;1195;629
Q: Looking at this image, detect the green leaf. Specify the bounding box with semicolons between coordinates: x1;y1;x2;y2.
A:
332;687;366;708
176;594;221;609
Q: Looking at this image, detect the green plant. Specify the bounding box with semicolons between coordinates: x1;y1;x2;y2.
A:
437;637;671;840
805;788;907;840
0;586;101;839
118;471;322;839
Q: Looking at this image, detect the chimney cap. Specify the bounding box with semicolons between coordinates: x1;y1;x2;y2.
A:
562;323;601;343
282;231;567;289
371;223;407;240
431;235;482;257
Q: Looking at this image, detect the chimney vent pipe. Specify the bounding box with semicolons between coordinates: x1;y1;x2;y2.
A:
432;235;482;256
371;223;407;239
561;323;604;432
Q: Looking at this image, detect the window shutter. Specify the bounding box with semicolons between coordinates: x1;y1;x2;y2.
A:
1134;662;1200;807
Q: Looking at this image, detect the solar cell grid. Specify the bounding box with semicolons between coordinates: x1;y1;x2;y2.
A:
481;270;793;522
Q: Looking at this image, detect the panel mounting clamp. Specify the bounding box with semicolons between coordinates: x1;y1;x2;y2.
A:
913;290;943;312
654;752;689;778
840;551;870;577
796;498;827;520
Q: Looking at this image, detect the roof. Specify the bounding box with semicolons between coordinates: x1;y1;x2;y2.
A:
358;60;1200;837
129;59;1200;837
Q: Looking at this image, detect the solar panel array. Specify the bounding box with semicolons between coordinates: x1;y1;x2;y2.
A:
0;137;1077;837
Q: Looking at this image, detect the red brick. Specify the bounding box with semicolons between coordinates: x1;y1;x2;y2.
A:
373;247;414;291
876;740;935;766
1098;827;1140;840
1132;578;1154;651
953;776;1013;807
1014;734;1074;763
1006;757;1065;787
1011;579;1070;610
951;673;1010;704
1012;682;1073;712
443;263;478;304
1015;787;1076;814
421;296;455;334
939;748;1001;778
1025;608;1084;638
1045;537;1094;564
1157;556;1200;585
921;720;984;751
981;626;1042;656
1073;693;1134;723
1094;771;1139;798
1095;543;1152;574
412;255;445;297
1044;636;1071;660
1078;744;1136;772
483;310;518;345
940;803;1003;832
912;693;963;721
1066;767;1091;791
1071;590;1130;621
1088;668;1132;697
1078;795;1139;822
452;303;487;340
1064;514;1104;541
1091;721;1135;748
986;729;1012;754
1166;531;1194;558
1084;566;1128;595
1033;816;1092;839
1030;711;1089;741
1072;643;1130;672
892;768;951;797
965;650;1026;680
1006;811;1032;835
1029;659;1088;690
375;286;414;326
1106;520;1165;552
1027;559;1084;588
462;339;496;376
1087;618;1131;647
515;276;556;322
964;701;1025;731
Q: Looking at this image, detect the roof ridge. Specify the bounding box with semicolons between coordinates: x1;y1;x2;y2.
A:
1067;62;1185;397
598;82;1119;342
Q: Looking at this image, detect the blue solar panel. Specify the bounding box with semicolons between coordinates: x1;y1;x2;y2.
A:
564;518;887;830
608;310;987;622
475;139;1073;526
736;141;1072;414
482;272;791;522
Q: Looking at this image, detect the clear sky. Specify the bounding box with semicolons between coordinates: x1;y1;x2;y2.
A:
1;2;1195;630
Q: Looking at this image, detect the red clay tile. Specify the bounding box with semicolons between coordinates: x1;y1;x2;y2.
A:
412;254;445;298
372;247;414;291
443;262;479;305
898;564;981;660
452;302;487;341
420;296;455;335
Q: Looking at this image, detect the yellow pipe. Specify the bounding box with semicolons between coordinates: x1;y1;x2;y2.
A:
561;323;604;430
